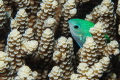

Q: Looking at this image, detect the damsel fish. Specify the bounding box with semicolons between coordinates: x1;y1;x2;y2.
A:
68;18;110;47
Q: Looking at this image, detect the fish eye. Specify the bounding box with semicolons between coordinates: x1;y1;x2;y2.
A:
74;25;79;29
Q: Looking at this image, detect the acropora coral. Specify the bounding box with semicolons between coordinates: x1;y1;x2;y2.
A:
0;0;120;80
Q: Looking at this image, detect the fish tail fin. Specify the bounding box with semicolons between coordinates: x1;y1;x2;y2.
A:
104;34;110;43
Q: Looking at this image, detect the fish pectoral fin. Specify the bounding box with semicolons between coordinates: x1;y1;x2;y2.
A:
79;36;83;40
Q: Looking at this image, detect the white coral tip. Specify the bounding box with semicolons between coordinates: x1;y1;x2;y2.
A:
0;51;7;60
77;63;88;69
45;18;56;25
0;0;3;7
0;61;5;70
9;29;20;37
18;9;26;15
69;8;77;15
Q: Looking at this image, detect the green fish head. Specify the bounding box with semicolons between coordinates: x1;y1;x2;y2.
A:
68;18;95;47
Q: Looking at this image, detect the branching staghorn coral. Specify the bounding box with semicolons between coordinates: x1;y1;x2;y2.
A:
85;0;115;40
48;66;63;80
14;9;28;34
76;57;110;79
15;65;38;80
90;22;107;57
52;37;74;80
0;0;120;80
0;4;38;79
71;21;119;79
34;0;58;40
0;0;6;28
5;28;38;76
0;51;9;76
2;0;12;18
0;0;7;51
60;0;77;36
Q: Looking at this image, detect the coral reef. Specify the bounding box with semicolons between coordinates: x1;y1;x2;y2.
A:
0;0;120;80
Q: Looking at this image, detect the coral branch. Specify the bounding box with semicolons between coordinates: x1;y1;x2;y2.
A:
0;0;120;80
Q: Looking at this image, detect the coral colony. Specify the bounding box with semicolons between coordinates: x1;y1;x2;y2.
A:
0;0;120;80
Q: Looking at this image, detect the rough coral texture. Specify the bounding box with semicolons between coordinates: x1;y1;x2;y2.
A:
48;66;63;80
15;65;38;80
52;37;74;80
0;0;120;80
